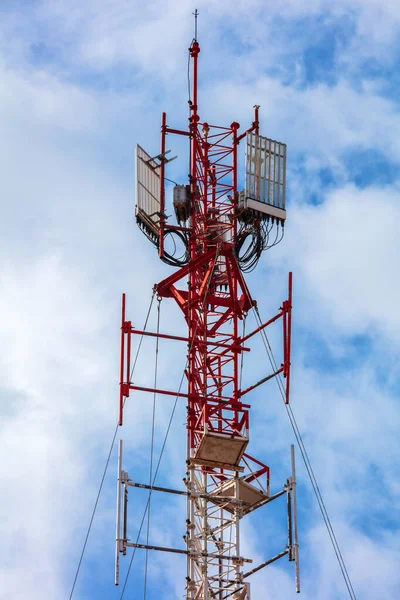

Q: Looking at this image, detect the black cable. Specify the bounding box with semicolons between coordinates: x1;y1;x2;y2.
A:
235;218;285;272
266;223;284;249
68;292;156;600
266;223;280;249
141;227;189;267
235;226;261;272
159;229;189;267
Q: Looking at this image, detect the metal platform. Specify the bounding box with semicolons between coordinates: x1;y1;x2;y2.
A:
192;431;248;471
210;477;269;515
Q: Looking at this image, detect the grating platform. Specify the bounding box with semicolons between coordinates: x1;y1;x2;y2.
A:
210;477;268;515
192;431;248;471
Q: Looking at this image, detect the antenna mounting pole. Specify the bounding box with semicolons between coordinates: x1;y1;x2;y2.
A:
193;8;199;41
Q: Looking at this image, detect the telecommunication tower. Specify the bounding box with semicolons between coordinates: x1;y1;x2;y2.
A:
115;17;300;599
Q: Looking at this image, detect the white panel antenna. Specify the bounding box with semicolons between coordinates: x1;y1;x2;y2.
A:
239;132;287;222
135;144;161;241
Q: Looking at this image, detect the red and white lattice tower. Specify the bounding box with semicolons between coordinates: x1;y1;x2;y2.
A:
115;23;300;599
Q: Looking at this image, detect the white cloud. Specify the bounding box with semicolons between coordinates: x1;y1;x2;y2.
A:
0;254;111;599
277;183;400;341
1;1;400;599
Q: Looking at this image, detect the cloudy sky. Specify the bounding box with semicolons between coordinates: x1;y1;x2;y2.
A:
1;1;400;599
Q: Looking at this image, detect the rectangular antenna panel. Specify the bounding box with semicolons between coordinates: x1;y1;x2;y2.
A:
135;144;161;238
240;132;287;221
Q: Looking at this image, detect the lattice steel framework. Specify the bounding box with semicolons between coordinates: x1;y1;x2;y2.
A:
115;33;300;600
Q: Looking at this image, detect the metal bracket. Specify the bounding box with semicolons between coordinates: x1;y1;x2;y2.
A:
147;149;178;169
114;445;300;591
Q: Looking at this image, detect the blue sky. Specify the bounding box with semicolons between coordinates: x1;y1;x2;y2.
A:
1;1;400;599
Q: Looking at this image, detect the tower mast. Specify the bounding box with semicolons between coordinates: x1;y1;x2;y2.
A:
116;19;299;599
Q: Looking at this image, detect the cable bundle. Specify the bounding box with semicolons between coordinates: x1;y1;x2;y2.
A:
235;219;285;272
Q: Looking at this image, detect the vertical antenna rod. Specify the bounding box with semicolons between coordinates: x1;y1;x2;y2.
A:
291;444;301;593
115;440;123;585
193;9;199;41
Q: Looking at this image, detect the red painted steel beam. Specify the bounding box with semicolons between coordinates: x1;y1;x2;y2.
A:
165;127;191;137
119;293;126;426
285;272;293;404
239;367;284;397
155;248;216;296
241;311;284;344
129;385;188;399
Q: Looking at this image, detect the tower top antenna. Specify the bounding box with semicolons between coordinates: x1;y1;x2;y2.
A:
193;8;199;41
